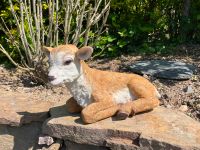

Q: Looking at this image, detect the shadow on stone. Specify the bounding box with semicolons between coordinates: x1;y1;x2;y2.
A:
17;111;50;125
49;103;84;125
49;103;154;125
50;104;80;117
0;94;55;126
0;122;42;150
74;117;84;125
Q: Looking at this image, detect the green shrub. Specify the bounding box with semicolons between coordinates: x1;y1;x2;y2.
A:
93;0;200;57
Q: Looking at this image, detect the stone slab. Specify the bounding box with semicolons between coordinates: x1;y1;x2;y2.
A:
65;140;108;150
0;122;42;150
105;137;139;150
0;102;22;126
42;105;200;149
0;93;55;126
130;60;195;80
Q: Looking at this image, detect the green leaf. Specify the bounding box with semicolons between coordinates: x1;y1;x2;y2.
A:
197;14;200;20
139;26;154;32
89;31;95;37
108;47;114;51
117;40;127;48
79;37;84;43
42;3;48;10
107;37;116;42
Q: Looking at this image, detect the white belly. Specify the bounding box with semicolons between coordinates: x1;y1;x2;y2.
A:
113;88;136;104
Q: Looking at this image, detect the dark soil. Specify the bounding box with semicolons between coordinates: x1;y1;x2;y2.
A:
0;44;199;121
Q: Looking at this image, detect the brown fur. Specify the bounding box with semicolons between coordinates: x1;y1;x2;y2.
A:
44;44;160;124
80;62;160;123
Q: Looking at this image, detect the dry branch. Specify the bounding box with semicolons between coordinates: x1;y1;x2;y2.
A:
0;0;110;83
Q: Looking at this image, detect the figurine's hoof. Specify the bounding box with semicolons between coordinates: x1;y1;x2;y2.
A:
116;110;129;120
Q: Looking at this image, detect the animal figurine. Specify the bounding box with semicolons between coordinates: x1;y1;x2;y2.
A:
43;44;160;124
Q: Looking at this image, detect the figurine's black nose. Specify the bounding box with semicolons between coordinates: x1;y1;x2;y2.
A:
48;75;55;82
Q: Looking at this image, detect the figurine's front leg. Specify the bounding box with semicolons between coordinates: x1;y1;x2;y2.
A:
66;97;82;113
81;100;119;124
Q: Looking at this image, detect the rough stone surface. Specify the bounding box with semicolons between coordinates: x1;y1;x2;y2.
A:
105;137;139;150
0;122;42;150
130;60;195;80
43;105;200;149
65;140;108;150
0;93;56;126
0;102;22;126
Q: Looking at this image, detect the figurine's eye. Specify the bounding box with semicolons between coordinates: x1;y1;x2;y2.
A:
64;59;72;65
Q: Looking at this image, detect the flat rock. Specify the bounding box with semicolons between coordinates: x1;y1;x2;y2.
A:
0;122;42;150
0;102;22;126
130;60;195;80
0;93;56;126
43;105;200;149
65;140;107;150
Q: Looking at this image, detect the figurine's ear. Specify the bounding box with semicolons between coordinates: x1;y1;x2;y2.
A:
76;46;93;60
42;46;53;55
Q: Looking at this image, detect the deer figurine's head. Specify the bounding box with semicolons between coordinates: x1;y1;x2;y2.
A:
43;44;93;85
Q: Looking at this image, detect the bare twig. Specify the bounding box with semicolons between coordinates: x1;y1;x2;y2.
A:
0;0;110;83
24;0;36;50
20;0;32;65
0;44;33;71
64;0;70;44
73;0;88;45
39;0;44;46
33;0;40;50
83;5;93;46
54;0;59;46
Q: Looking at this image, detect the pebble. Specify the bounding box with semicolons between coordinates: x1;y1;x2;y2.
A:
143;74;149;79
162;94;169;99
179;105;188;112
184;86;193;94
38;135;54;146
191;75;198;81
166;104;172;109
196;104;200;109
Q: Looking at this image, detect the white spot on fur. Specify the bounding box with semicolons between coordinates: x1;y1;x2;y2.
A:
113;88;136;104
48;52;81;85
66;74;92;107
48;51;92;107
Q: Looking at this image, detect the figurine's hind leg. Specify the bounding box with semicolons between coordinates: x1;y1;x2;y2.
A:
116;79;160;120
